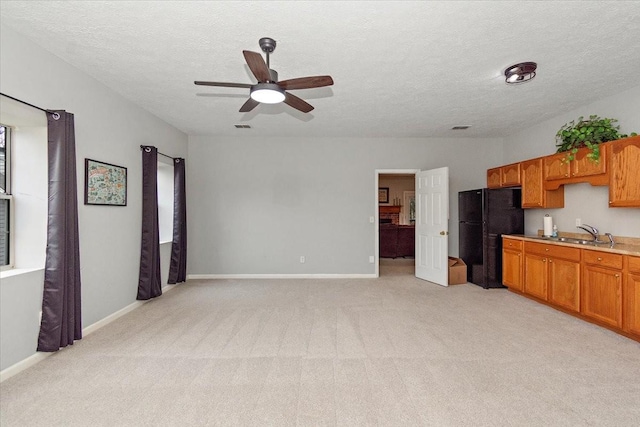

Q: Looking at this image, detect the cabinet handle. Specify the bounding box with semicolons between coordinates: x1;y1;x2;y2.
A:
615;274;620;278
543;259;547;262
545;248;549;251
549;259;553;263
597;257;602;261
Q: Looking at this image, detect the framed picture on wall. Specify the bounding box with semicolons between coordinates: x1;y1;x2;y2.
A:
378;187;389;204
84;158;127;206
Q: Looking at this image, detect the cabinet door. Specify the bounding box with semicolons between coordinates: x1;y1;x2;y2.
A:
524;253;548;300
503;248;523;291
544;153;570;181
501;163;521;187
582;264;622;328
521;158;544;208
609;136;640;207
522;158;564;209
624;256;640;337
487;167;501;188
625;271;640;338
548;257;581;312
572;146;607;178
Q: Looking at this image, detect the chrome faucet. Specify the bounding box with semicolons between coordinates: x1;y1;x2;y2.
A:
578;224;602;242
605;233;615;246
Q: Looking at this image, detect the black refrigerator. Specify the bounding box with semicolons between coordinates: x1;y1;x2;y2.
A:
458;188;524;289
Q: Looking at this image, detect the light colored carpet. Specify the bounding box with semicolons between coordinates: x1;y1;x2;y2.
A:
2;259;639;426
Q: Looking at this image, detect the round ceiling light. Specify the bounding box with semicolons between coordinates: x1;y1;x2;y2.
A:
505;62;537;84
250;83;285;104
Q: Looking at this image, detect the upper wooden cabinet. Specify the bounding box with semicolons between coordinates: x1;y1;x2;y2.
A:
521;158;564;208
608;135;640;207
501;163;521;187
487;163;521;189
544;146;608;190
487;167;501;188
486;135;640;208
544;152;570;181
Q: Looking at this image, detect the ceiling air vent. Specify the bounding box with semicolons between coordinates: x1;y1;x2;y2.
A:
234;124;251;129
451;126;470;130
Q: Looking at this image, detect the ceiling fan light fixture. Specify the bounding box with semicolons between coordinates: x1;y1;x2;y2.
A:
504;62;537;84
250;83;285;104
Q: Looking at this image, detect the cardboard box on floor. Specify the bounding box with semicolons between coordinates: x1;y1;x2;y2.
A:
448;257;467;285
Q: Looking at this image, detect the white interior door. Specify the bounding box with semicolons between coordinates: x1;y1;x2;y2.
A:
415;167;449;286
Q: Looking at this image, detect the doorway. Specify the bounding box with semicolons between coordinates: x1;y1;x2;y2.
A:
375;170;419;277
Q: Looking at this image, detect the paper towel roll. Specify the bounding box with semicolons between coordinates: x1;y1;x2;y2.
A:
543;215;553;237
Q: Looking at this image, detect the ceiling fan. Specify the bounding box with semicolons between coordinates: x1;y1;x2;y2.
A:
195;37;334;113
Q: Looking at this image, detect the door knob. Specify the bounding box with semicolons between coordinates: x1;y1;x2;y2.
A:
440;231;448;235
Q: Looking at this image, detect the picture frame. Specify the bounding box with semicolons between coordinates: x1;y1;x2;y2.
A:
84;158;127;206
378;187;389;204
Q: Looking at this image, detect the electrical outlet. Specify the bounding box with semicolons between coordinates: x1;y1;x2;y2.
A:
575;218;581;227
300;256;305;264
369;255;375;263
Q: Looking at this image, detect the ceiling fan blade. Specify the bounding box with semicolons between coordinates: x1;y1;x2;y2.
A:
278;76;334;90
243;50;271;83
194;81;253;88
239;98;259;113
284;92;314;113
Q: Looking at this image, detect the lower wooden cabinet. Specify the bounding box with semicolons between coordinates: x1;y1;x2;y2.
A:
581;251;623;328
523;241;580;311
503;237;638;341
502;238;523;291
548;256;581;312
624;256;640;338
524;252;548;300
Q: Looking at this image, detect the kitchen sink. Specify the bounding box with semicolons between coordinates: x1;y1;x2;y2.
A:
528;236;612;247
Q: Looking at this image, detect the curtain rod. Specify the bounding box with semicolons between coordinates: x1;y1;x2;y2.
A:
140;145;177;160
0;92;60;118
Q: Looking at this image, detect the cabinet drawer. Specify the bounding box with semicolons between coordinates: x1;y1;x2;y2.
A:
524;241;580;261
503;238;523;251
583;250;623;269
628;256;640;274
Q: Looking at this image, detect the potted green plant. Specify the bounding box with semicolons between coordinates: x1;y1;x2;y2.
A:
555;115;637;163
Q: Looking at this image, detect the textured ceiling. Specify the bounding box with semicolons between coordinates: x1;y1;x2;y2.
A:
1;1;640;138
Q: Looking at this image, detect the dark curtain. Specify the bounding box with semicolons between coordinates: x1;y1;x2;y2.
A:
37;111;82;352
168;158;187;284
137;146;162;300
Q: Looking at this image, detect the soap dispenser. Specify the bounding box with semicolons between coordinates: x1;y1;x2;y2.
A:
552;224;558;238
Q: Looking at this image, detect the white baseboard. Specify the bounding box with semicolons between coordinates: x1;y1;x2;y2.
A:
188;273;377;280
0;352;51;383
0;283;178;383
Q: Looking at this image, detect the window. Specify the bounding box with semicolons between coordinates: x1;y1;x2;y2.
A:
157;161;174;243
0;99;48;273
1;124;12;268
